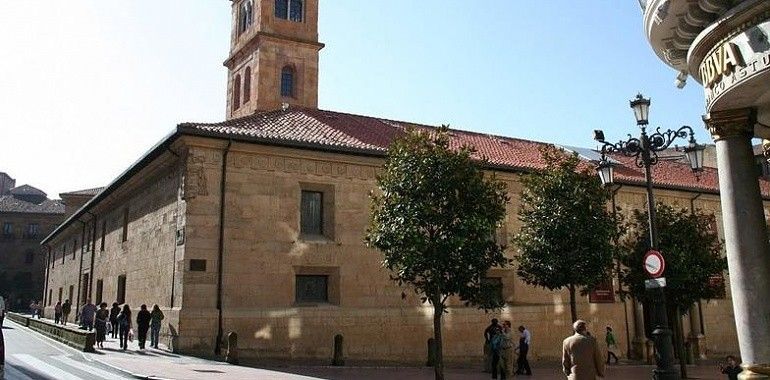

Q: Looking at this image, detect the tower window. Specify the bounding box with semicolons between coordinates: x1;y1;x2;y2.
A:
239;0;253;34
233;74;242;110
275;0;303;22
243;67;251;103
281;66;294;97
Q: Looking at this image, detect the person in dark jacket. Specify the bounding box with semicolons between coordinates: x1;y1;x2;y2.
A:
136;304;151;350
720;355;742;380
150;304;165;349
94;303;109;349
109;302;120;339
116;305;132;350
61;299;72;326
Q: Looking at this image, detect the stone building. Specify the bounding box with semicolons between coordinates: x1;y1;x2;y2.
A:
0;173;64;310
41;0;770;363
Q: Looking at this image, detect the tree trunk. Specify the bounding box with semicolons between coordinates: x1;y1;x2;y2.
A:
569;284;578;322
432;301;444;380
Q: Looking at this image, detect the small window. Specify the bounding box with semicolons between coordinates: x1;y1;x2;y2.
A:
2;222;13;238
95;279;104;304
233;75;242;110
26;223;39;238
243;67;251;103
58;287;63;302
25;250;34;264
482;277;504;305
117;275;127;304
100;220;106;251
300;190;323;235
239;0;253;34
122;208;129;242
72;239;78;259
275;0;303;22
48;289;53;305
61;245;65;264
190;259;207;272
281;66;294;97
295;275;328;303
68;285;74;303
85;222;91;252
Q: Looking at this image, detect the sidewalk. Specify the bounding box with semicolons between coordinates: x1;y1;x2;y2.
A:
24;313;724;379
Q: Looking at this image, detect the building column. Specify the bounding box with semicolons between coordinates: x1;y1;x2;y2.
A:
705;108;770;379
688;302;705;360
631;297;647;360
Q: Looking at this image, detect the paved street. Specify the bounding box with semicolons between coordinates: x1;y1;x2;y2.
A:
2;317;727;379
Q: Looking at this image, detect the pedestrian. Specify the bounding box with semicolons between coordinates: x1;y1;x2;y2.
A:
117;304;132;350
80;299;97;331
484;318;503;378
136;304;151;350
605;326;619;365
719;355;742;380
496;321;514;379
94;302;109;349
61;299;72;326
150;304;165;349
0;294;6;327
35;301;43;319
54;301;62;324
109;302;120;339
562;319;605;380
515;325;532;376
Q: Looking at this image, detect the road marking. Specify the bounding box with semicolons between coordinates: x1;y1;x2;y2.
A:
53;354;129;379
10;354;83;380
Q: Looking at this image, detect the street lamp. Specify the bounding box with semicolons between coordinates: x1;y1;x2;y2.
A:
593;94;705;380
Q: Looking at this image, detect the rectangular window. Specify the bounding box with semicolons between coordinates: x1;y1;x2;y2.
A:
2;222;13;238
95;279;104;304
295;275;329;303
100;220;106;251
25;250;34;264
117;275;126;304
190;259;207;272
300;190;323;235
122;208;129;242
26;223;39;238
48;289;53;305
482;277;504;305
85;222;91;252
68;285;74;303
72;239;77;259
58;287;63;302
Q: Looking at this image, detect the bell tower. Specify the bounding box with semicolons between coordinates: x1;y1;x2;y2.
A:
224;0;323;119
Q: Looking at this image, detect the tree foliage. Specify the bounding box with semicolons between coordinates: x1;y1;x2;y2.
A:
618;203;727;310
513;145;618;321
366;126;509;380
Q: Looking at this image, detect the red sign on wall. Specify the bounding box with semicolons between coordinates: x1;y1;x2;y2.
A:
589;281;615;303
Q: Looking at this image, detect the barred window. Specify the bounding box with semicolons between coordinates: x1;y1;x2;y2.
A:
300;190;322;235
295;275;328;303
280;66;294;97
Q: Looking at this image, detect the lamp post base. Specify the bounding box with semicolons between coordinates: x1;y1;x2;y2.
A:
651;326;680;380
739;363;770;379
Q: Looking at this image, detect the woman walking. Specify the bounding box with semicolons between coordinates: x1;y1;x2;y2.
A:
116;305;132;350
54;301;62;324
94;303;109;349
109;302;120;339
136;305;151;350
150;304;165;349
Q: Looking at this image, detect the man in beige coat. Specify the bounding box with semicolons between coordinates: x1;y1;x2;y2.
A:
562;320;605;379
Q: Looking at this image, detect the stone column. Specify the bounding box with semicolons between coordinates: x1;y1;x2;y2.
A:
705;108;770;379
631;297;647;360
688;303;705;360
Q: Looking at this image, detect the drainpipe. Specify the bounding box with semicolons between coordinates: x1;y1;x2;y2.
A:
215;139;233;356
75;220;86;320
86;211;97;299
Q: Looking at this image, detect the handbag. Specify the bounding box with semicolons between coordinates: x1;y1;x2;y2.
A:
106;321;112;333
129;328;134;342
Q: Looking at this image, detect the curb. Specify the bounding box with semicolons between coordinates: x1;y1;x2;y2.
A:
91;357;173;380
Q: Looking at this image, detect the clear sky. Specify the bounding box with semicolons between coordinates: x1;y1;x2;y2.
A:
0;1;711;198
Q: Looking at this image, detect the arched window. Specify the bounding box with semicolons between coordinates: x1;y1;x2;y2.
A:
280;66;294;97
239;0;253;34
233;74;241;109
275;0;303;22
243;67;251;103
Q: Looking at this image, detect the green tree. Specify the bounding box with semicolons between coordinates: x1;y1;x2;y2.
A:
618;203;726;311
366;126;509;380
513;145;618;322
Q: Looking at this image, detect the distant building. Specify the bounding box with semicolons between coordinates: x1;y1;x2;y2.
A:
0;177;64;311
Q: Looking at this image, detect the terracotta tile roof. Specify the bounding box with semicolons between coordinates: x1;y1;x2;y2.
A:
0;195;64;214
59;187;105;196
10;184;46;196
180;107;770;197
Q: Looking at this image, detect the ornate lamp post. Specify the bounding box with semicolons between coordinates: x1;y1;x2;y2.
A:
593;94;705;380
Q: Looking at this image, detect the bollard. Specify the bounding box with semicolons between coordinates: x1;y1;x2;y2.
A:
226;331;239;364
332;334;345;366
426;338;437;367
167;324;180;353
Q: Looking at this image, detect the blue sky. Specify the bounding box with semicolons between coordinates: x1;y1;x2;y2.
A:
0;1;710;197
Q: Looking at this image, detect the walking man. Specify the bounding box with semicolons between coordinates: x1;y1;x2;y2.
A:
136;304;151;350
80;299;96;331
61;299;71;326
516;325;532;376
562;319;605;380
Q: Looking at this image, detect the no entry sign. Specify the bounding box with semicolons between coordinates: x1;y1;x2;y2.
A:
644;250;665;278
